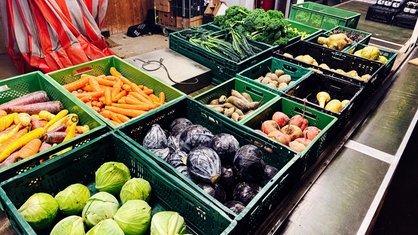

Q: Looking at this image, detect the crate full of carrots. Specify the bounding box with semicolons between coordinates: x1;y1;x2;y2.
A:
0;71;107;182
47;56;185;128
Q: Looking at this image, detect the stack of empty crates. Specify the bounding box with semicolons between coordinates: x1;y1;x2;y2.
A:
155;0;205;30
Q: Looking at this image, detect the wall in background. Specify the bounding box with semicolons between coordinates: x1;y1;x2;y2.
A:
102;0;154;34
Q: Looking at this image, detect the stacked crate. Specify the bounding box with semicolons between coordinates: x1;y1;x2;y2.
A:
155;0;205;29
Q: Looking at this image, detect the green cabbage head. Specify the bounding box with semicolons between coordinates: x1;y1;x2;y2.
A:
50;215;85;235
82;192;120;228
86;219;124;235
55;183;90;215
95;161;131;195
114;199;151;235
120;178;152;204
18;192;59;230
150;211;187;235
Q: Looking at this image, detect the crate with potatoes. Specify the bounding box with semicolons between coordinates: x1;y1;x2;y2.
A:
273;40;383;89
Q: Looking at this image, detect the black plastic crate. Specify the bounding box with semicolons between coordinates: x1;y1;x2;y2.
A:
283;72;364;125
274;40;383;88
366;5;401;24
393;12;418;29
174;0;205;18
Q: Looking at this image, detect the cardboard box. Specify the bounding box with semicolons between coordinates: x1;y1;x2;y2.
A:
158;11;176;27
176;16;203;29
155;0;171;12
204;0;225;15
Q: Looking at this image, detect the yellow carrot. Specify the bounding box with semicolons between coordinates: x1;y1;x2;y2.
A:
0;113;18;131
63;123;77;142
0;124;21;145
0;127;46;162
0;128;28;153
0;110;7;117
46;114;78;132
14;113;31;126
38;110;55;121
44;109;69;129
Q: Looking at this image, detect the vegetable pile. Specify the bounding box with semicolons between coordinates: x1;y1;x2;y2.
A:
18;161;187;235
206;89;261;122
254;69;294;91
0;91;91;168
142;118;279;214
257;110;322;152
179;26;262;62
212;6;304;47
64;67;166;126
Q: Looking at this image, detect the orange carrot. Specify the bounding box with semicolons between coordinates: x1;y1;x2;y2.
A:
74;91;104;99
142;86;154;95
111;90;128;102
63;75;89;92
99;110;112;119
122;84;131;91
104;106;146;117
109;111;122;124
149;94;161;105
96;77;116;87
88;76;102;92
111;79;122;98
112;103;151;111
82;84;95;92
158;91;166;104
130;92;154;107
117;96;127;104
104;87;112;106
115;113;130;123
15;139;42;160
125;95;142;104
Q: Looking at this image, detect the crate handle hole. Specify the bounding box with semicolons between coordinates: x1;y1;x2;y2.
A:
245;86;264;98
73;66;93;75
283;64;298;73
0;84;10;92
294;107;317;119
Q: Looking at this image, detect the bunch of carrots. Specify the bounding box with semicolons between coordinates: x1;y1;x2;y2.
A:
64;67;166;126
0;91;91;168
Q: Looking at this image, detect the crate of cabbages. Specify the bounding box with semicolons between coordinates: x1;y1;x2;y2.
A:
47;55;185;129
116;97;303;234
289;1;361;30
242;97;337;173
282;72;364;126
192;77;279;123
169;24;274;84
236;57;313;95
0;71;106;183
349;43;398;80
0;132;237;235
274;40;383;89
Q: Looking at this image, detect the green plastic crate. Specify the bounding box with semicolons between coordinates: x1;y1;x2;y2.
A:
116;97;302;234
169;24;273;84
237;57;313;95
285;19;324;40
192;77;279;123
242;97;337;173
283;72;364;126
350;43;398;80
289;2;361;30
0;132;236;235
0;71;107;183
47;56;185;129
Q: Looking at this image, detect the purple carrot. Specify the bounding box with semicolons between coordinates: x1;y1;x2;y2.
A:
39;141;52;152
44;131;67;144
8;101;64;115
48;124;67;133
0;152;18;168
30;117;43;129
0;91;49;112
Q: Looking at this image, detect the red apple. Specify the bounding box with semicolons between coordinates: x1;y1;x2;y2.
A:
303;126;321;140
289;114;309;130
272;111;289;127
268;130;291;146
261;120;279;135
